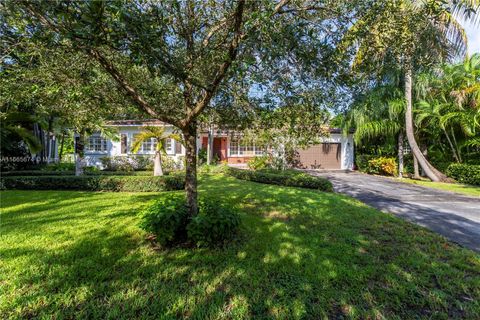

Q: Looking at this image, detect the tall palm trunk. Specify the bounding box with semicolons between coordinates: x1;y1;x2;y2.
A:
450;127;462;163
413;155;420;179
442;127;460;163
404;67;442;182
398;131;404;178
182;121;198;217
153;151;163;176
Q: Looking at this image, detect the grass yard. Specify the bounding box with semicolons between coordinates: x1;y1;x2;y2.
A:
395;177;480;197
1;174;479;319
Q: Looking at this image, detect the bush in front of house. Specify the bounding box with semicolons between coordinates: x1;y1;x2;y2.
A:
0;170;154;176
0;174;185;192
140;195;189;246
247;155;271;170
365;157;398;176
140;197;240;247
228;167;333;191
187;198;240;247
100;155;182;172
355;154;376;172
446;163;480;186
100;156;147;171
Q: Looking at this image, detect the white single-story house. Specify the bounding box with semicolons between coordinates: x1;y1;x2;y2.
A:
82;120;354;170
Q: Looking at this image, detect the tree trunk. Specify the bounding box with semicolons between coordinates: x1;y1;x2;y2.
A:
413;154;420;179
450;127;462;163
59;132;65;162
442;127;460;163
153;151;163;176
398;131;404;178
75;131;85;176
46;118;53;164
183;122;198;217
404;67;444;182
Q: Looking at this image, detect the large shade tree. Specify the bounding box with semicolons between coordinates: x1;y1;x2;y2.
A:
339;0;479;181
6;0;352;216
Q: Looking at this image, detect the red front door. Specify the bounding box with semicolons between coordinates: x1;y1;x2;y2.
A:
213;137;227;161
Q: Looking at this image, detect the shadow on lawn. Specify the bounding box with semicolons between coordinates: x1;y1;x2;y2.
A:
2;176;479;319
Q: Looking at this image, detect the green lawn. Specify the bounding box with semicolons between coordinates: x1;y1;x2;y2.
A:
394;177;480;197
1;174;479;319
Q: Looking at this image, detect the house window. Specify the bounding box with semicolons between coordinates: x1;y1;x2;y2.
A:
165;138;173;153
229;138;263;156
229;138;240;156
86;136;107;152
133;136;156;153
255;147;264;155
142;138;155;152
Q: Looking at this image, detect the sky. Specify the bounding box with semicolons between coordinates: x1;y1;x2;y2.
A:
461;20;480;55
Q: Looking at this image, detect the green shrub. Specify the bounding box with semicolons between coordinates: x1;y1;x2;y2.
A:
446;163;480;186
187;199;240;247
100;155;173;171
366;157;398;176
41;162;76;171
140;196;240;247
140;195;189;246
247;155;271;170
198;148;207;165
0;174;185;192
197;164;229;175
355;154;376;172
228;168;333;191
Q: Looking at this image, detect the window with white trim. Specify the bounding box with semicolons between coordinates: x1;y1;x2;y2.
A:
133;136;157;153
86;136;107;152
229;138;264;156
142;138;156;152
165;138;173;153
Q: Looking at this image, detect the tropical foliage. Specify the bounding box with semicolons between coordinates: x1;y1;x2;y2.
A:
339;0;479;181
131;126;181;176
346;53;480;179
416;53;480;163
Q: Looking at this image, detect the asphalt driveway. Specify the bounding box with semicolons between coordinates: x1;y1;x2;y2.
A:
307;171;480;252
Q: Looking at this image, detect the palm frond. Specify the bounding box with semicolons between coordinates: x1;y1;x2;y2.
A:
354;120;401;144
7;125;42;153
131;131;157;153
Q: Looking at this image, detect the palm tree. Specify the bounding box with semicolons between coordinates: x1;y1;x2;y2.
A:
131;126;181;176
0;111;42;154
345;82;407;176
416;53;480;162
340;0;479;181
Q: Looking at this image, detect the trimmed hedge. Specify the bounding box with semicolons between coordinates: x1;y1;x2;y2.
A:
0;170;154;177
446;163;480;186
1;174;185;192
228;168;333;191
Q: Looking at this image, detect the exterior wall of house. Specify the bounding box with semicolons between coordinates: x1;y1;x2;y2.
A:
318;133;354;170
82;123;354;170
83;125;185;168
197;132;355;170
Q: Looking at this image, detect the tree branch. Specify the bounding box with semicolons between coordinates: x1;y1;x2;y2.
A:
182;0;246;127
23;3;178;125
89;49;176;125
